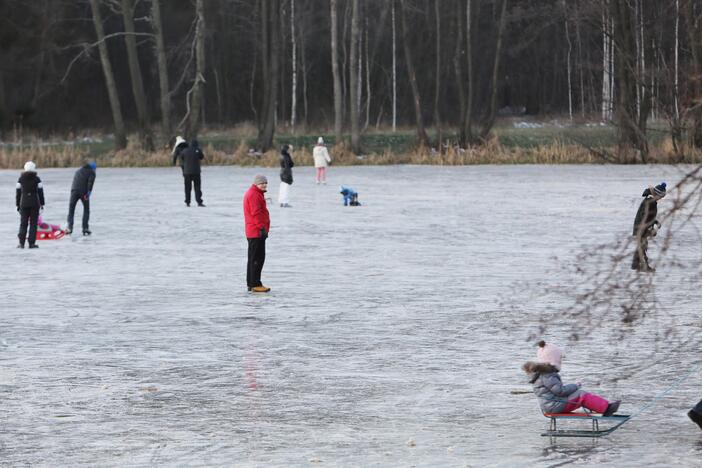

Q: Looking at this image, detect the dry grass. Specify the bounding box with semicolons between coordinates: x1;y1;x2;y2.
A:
2;131;702;169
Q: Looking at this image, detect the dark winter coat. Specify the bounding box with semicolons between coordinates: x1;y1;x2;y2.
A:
632;197;658;236
71;164;96;195
280;150;294;185
16;172;45;209
180;144;204;175
525;362;580;414
172;142;188;167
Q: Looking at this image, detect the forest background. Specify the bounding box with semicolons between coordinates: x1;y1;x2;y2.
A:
1;0;701;168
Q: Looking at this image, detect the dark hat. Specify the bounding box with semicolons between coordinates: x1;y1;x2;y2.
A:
653;182;667;197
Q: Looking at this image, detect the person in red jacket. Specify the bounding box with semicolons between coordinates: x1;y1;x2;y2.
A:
243;174;271;292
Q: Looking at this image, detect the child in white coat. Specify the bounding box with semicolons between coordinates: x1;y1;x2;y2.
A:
313;137;331;184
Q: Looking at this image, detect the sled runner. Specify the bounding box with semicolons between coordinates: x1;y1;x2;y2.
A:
542;412;631;437
36;216;66;240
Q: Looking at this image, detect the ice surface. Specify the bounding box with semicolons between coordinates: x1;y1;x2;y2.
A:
1;165;701;466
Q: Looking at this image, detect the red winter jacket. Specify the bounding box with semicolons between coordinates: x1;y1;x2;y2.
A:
243;184;270;238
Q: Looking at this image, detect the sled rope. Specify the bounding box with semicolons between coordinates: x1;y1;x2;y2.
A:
623;361;702;423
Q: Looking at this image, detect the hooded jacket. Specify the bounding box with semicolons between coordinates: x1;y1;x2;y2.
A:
179;142;204;175
280;150;294;184
313;144;331;168
71;164;96;195
525;362;579;414
243;184;270;238
632;197;658;236
16;172;45;209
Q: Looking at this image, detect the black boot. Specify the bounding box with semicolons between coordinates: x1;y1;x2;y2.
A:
28;244;39;249
689;410;702;430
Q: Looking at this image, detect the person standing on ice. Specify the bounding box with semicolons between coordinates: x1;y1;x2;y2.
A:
536;340;564;371
313;137;331;184
176;139;206;207
631;182;666;272
244;175;271;293
279;144;294;207
15;161;45;249
522;361;621;416
66;160;96;235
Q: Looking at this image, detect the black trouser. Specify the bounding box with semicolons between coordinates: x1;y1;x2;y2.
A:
18;206;40;246
67;190;90;231
184;173;203;204
247;237;266;288
632;232;650;270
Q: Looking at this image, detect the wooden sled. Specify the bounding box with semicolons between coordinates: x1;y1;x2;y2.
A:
542;412;631;437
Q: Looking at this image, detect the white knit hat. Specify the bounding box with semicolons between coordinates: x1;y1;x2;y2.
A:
23;161;36;172
172;136;186;154
317;137;324;145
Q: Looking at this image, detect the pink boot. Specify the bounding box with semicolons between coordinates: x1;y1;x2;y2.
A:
563;392;610;414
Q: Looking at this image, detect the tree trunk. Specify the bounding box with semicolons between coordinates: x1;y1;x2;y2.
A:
433;0;442;149
88;0;127;150
563;0;573;121
350;0;360;152
122;0;153;150
463;0;476;145
391;0;397;132
684;0;702;148
611;0;648;161
479;0;508;140
364;14;371;130
257;0;280;151
151;0;171;140
453;1;467;146
399;0;428;147
291;0;297;131
331;0;343;142
187;0;206;140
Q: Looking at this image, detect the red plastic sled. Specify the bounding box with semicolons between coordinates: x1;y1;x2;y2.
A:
36;216;66;240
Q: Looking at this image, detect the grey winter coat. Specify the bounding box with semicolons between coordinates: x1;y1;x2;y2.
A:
526;363;580;413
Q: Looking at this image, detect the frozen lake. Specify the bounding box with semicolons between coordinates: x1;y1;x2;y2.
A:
1;164;701;466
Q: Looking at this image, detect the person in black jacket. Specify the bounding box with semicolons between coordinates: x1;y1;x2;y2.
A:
278;144;294;207
174;138;205;207
171;135;188;173
66;161;96;235
632;182;666;272
15;161;45;248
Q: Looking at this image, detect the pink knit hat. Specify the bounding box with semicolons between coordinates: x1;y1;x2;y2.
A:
536;341;564;370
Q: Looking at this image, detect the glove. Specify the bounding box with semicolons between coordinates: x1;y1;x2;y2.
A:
16;206;19;212
259;228;268;239
40;206;44;212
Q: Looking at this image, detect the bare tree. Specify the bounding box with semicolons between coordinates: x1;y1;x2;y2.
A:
331;0;343;142
257;0;280;151
121;0;153;150
399;0;428;147
88;0;127;150
186;0;206;140
433;0;442;148
150;0;171;141
350;0;360;152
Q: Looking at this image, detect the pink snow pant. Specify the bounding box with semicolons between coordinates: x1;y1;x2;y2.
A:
562;390;609;413
316;167;327;183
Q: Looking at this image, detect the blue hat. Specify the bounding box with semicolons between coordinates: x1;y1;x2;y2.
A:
88;161;97;170
653;182;666;197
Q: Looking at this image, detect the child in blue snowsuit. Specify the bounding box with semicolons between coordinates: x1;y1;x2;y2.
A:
340;186;360;206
